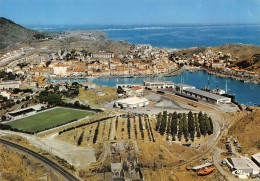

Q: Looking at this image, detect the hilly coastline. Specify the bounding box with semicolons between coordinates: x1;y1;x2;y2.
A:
0;17;46;49
1;17;260;71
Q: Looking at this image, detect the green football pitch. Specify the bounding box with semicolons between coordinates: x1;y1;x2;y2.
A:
6;107;94;133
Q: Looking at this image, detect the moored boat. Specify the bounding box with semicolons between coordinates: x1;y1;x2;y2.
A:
197;166;215;176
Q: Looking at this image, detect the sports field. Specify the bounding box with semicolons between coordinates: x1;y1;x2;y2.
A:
6;107;94;133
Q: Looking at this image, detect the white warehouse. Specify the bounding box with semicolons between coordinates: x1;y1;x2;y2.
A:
115;97;149;109
144;81;175;89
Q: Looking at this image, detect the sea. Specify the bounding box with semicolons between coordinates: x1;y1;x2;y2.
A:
26;24;260;105
27;24;260;48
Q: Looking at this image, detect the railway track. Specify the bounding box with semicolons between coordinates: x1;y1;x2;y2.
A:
0;139;80;181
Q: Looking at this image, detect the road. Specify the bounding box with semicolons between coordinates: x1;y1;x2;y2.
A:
161;91;240;176
0;139;80;181
213;146;237;181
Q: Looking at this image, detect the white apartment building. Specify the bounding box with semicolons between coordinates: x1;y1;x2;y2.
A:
53;65;68;76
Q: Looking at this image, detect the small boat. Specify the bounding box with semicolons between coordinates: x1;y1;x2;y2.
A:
197;166;215;176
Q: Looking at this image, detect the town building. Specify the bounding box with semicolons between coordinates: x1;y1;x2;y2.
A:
53;65;68;76
91;52;114;59
144;81;175;89
0;80;21;89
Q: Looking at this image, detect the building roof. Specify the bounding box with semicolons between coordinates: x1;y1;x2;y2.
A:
252;153;260;164
116;97;149;105
192;163;213;170
185;88;231;101
228;157;260;171
0;80;21;85
144;80;174;84
176;84;195;88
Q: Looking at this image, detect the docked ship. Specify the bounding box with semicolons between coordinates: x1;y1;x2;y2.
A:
201;80;235;102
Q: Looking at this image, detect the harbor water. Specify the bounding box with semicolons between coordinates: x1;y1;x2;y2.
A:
49;70;260;106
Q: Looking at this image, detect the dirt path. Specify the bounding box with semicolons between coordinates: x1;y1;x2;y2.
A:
0;130;96;168
109;118;115;141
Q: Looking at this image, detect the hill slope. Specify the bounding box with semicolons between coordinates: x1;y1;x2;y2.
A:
228;108;260;155
0;17;44;49
180;44;260;72
209;44;260;72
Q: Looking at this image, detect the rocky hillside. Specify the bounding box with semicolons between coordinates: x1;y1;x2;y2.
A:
228;108;260;155
0;17;45;49
179;44;260;72
209;44;260;72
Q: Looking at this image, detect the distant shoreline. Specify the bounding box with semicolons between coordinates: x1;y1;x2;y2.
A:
25;24;260;49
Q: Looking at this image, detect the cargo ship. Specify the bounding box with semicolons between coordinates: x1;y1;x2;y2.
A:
201;79;235;102
197;166;215;176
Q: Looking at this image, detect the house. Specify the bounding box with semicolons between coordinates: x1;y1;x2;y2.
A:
0;91;11;99
83;82;96;89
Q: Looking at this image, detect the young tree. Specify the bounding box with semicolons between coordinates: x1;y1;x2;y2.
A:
115;116;119;131
127;114;131;139
77;130;85;146
198;111;206;136
183;113;189;142
139;115;144;140
155;112;162;131
188;111;195;142
178;117;183;141
159;111;167;135
166;113;172;135
209;117;214;133
1;115;6;121
206;116;213;135
93;122;100;143
171;112;178;141
195;115;201;137
203;113;210;136
188;111;195;133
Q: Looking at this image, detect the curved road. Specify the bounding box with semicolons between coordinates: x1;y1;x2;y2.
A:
0;139;80;181
162;91;239;169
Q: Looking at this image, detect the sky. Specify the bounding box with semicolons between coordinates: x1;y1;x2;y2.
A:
0;0;260;25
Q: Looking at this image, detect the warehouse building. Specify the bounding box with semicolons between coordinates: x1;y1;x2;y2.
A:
182;88;231;104
226;157;260;175
175;84;195;92
144;81;175;89
115;97;149;109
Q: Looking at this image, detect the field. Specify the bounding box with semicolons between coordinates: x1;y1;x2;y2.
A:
6;107;94;133
77;87;117;106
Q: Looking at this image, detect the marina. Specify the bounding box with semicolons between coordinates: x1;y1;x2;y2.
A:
49;70;260;106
